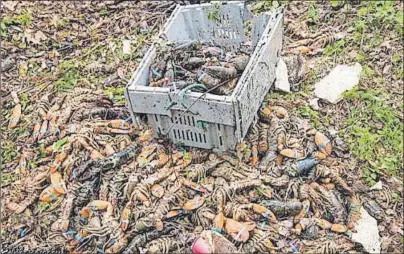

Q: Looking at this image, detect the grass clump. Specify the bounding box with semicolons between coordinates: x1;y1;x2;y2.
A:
0;140;17;168
343;88;403;185
104;86;125;105
1;11;31;37
54;60;80;92
293;104;320;128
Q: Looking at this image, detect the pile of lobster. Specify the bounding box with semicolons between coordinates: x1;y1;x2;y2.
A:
3;88;386;253
148;40;252;95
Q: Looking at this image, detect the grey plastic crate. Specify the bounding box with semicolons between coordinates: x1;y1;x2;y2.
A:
125;2;283;152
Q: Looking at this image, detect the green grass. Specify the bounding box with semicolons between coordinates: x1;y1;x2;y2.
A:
343;1;403;81
343;88;403;185
294;104;320;128
1;11;31;37
35;202;52;213
19;93;29;111
329;0;344;9
104;86;125;105
54;60;80;91
1;172;18;185
306;2;318;25
207;2;221;21
323;39;346;57
0;140;17;168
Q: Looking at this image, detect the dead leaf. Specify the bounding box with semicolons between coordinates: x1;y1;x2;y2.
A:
25;29;47;44
35;31;47;42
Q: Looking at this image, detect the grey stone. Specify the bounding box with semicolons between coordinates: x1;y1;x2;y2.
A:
314;63;362;103
351;207;381;253
274;58;291;92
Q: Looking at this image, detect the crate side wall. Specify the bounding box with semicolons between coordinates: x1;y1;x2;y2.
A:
164;3;245;49
235;12;283;139
148;113;237;151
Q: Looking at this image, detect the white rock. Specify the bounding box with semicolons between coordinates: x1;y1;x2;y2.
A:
309;98;320;110
122;40;131;55
274;58;291;92
314;63;362;103
351;207;381;253
370;181;383;190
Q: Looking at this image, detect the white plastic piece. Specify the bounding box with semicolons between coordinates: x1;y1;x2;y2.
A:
370;181;383;190
309;98;319;110
274;58;290;92
122;40;131;55
314;63;362;104
125;3;283;151
351;207;381;253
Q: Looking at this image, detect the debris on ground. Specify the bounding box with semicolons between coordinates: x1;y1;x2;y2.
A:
314;63;362;103
282;54;306;91
275;58;291;93
351;207;381;253
370;181;383;191
309;98;320;111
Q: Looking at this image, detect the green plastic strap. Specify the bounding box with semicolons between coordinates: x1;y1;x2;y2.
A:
196;120;208;129
164;101;177;110
178;83;207;103
164;84;206;111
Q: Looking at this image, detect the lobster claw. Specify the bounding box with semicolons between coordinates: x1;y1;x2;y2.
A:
120;207;131;231
224;218;251;242
212;212;225;232
39;185;62;203
314;132;332;155
164;209;185;220
151;184;165;198
8;104;21;129
280;149;305;160
183;196;205;211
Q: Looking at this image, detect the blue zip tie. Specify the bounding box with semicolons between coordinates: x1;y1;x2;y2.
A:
97;248;104;253
17;228;25;237
220;48;224;59
79;217;88;224
197;72;206;82
63;230;76;236
45;188;56;200
210;227;221;234
151;67;162;78
75;234;83;242
291;243;298;253
317;139;330;150
262;210;270;218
